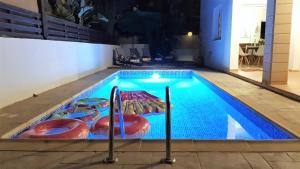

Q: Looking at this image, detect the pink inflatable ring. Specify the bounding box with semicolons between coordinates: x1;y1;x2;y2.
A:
91;114;150;138
19;119;90;139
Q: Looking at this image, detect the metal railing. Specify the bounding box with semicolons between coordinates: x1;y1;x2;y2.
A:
103;86;123;164
104;86;175;164
161;86;176;164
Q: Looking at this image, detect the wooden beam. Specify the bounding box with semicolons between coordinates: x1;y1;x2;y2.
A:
37;0;48;39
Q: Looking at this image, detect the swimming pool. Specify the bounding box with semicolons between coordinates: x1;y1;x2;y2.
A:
13;70;295;140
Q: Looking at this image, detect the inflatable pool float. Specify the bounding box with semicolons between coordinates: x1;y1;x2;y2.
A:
91;114;150;138
51;107;100;122
121;91;161;101
120;91;171;115
73;98;109;110
51;108;74;119
19;119;89;139
64;108;99;122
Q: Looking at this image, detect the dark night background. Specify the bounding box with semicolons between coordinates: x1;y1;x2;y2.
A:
94;0;200;36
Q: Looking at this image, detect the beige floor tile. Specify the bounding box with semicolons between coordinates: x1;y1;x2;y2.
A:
115;140;141;152
172;140;195;152
151;152;201;169
287;152;300;161
46;152;98;164
49;163;122;169
140;140;165;152
260;153;293;162
269;162;300;169
0;151;31;162
121;164;152;169
193;140;250;152
0;153;60;169
117;152;152;165
246;141;300;152
197;152;251;169
243;153;272;169
151;163;185;169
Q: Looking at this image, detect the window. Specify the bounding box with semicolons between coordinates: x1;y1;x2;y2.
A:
212;6;222;41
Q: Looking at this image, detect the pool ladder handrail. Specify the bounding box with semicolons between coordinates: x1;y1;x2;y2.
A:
104;86;175;164
103;86;124;164
161;86;176;164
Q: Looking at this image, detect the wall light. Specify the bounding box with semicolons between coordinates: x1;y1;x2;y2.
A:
187;32;193;37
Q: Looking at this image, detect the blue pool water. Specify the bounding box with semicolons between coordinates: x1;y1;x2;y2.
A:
87;70;294;140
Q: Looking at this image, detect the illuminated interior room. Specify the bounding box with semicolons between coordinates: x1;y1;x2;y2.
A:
229;0;300;97
230;0;267;83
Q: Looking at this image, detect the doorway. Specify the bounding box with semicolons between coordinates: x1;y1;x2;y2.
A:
230;0;267;82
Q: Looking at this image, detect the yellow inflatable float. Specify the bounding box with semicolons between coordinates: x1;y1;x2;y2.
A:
121;91;172;115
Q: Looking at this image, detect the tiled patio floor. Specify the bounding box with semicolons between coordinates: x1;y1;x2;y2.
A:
1;151;300;169
231;69;300;97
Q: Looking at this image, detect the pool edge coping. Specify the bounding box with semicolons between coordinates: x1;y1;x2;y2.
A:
1;139;300;152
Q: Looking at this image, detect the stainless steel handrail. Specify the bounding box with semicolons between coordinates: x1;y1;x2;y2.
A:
161;86;176;164
104;86;123;164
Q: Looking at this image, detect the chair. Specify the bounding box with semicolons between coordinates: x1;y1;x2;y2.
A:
113;48;129;66
113;48;142;67
142;48;152;62
239;46;250;65
254;45;264;65
129;48;143;64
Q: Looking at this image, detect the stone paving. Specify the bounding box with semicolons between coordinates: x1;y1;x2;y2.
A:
1;151;300;169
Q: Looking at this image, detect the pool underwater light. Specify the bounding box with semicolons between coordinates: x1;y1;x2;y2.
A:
152;73;160;79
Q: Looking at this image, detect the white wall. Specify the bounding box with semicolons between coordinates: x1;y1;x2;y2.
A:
174;35;200;62
0;37;118;108
200;0;233;71
289;0;300;71
230;0;267;70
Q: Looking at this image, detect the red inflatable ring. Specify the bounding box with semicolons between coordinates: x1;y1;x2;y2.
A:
19;119;90;139
91;114;150;138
